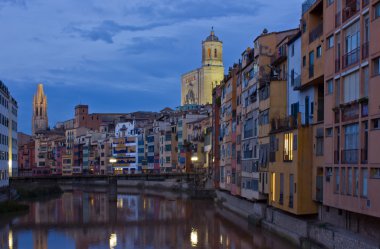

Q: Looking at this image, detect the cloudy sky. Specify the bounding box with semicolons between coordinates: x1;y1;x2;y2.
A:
1;0;303;133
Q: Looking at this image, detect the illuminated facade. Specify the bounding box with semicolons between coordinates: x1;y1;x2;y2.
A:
112;122;140;174
0;80;18;188
32;84;48;135
181;28;224;106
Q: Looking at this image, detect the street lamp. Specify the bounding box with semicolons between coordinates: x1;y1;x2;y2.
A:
109;158;117;175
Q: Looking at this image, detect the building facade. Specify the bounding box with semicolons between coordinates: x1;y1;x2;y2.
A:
181;29;224;106
0;80;18;188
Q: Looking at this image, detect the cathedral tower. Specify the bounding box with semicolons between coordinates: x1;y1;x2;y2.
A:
32;84;48;135
181;28;224;105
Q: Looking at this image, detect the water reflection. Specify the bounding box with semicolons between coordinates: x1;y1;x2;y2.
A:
0;189;296;249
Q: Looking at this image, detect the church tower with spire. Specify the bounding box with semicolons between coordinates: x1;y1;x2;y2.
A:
32;83;48;135
181;28;224;106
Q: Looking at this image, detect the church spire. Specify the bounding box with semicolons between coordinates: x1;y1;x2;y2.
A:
32;83;48;135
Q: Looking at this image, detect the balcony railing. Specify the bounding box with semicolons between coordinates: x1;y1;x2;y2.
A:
279;193;284;205
362;42;369;60
335;12;341;28
342;103;359;122
293;75;301;90
334;150;340;164
342;149;359;164
335;58;340;73
271;116;297;132
362;0;369;8
302;0;317;14
361;149;368;164
342;48;360;69
309;65;314;78
342;0;360;23
309;23;323;44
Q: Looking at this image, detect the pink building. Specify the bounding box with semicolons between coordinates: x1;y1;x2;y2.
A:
321;0;380;238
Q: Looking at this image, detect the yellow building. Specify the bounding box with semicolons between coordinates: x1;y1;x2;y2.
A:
181;28;224;105
269;115;317;215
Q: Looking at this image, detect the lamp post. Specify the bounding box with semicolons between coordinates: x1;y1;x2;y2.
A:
109;158;117;175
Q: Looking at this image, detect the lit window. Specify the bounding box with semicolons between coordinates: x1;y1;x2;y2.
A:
283;132;293;161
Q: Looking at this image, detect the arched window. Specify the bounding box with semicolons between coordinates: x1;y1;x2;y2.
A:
35;107;38;116
214;49;217;58
208;48;211;58
40;107;42;116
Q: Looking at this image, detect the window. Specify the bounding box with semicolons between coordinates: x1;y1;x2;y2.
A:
374;57;380;76
343;71;359;103
327;35;334;49
375;2;380;19
354;168;359;196
291;44;294;57
362;168;368;197
373;119;380;129
291;69;295;86
327;0;334;6
347;168;352;195
303;56;306;67
283;132;293;161
327;79;333;95
341;168;346;194
335;168;340;193
326;128;333;137
317;46;322;58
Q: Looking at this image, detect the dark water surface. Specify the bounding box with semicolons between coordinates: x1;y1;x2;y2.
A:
1;189;297;249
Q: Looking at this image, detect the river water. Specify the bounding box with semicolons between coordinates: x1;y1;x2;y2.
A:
0;188;297;249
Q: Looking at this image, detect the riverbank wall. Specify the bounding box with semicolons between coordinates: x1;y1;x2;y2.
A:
215;190;379;249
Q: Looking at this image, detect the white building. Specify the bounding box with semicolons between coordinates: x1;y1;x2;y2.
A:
0;80;18;188
112;121;140;174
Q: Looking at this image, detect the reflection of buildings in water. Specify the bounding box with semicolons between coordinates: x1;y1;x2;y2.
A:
33;230;48;249
4;191;295;249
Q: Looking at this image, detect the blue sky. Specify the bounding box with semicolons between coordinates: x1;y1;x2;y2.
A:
0;0;303;133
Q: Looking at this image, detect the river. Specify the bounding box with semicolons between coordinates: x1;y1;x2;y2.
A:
0;188;297;249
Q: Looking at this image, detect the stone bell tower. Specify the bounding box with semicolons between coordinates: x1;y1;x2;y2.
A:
32;83;48;135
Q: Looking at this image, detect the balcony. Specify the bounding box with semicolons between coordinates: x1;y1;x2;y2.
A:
309;65;314;78
361;149;368;164
342;47;359;69
362;0;369;8
279;193;284;205
293;75;301;90
271;116;297;132
302;0;317;14
335;12;341;28
341;102;359;122
341;149;359;164
362;42;369;60
316;175;323;202
342;0;360;23
309;23;323;44
335;58;341;73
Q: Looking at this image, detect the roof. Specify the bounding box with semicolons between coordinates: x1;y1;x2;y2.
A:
204;28;222;43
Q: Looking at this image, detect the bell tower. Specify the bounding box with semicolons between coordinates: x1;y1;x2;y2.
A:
32;83;48;135
202;27;223;67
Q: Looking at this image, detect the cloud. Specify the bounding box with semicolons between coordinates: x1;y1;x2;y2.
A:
0;0;304;132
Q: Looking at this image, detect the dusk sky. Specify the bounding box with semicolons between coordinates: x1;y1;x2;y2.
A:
1;0;303;134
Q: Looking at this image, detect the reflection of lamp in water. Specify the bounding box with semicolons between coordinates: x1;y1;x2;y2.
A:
117;198;123;208
8;230;13;249
109;233;117;249
190;228;198;247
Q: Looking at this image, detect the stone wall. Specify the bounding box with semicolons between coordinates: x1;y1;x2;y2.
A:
216;190;380;249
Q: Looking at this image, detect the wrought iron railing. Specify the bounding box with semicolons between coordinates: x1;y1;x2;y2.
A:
342;47;360;69
341;149;359;164
342;0;360;23
309;23;323;44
